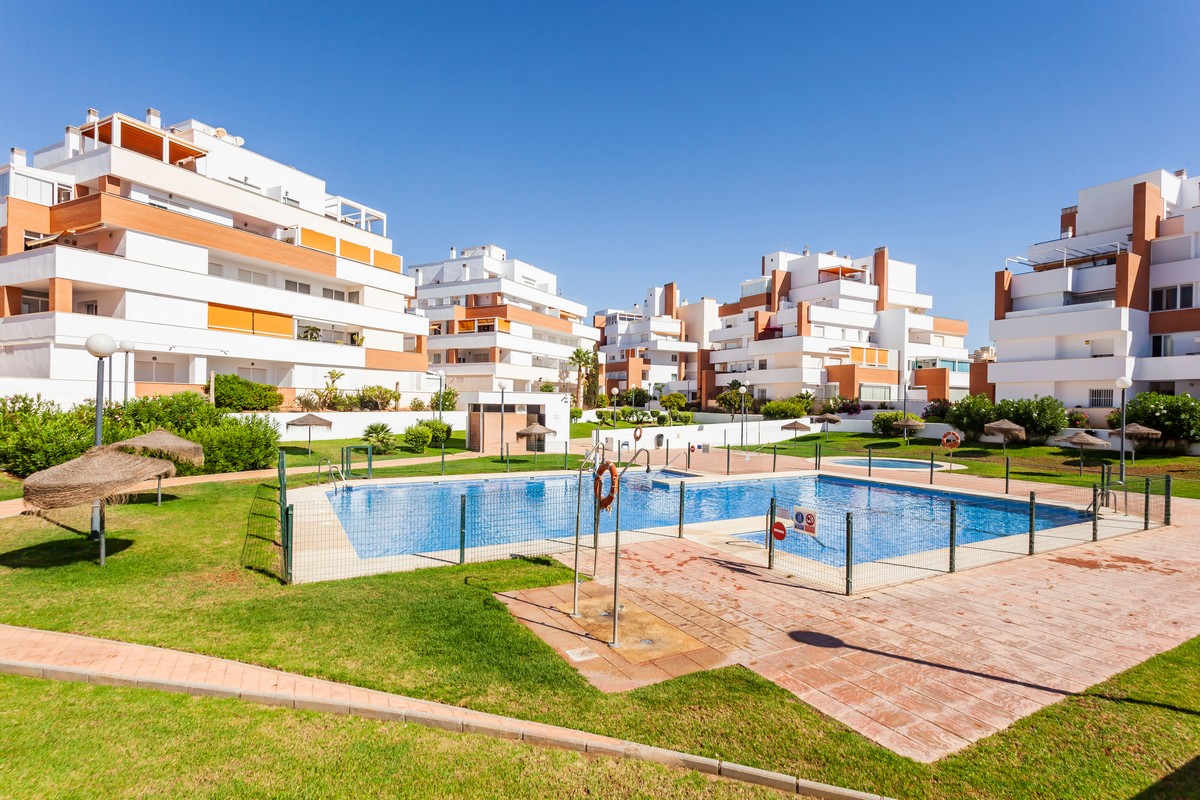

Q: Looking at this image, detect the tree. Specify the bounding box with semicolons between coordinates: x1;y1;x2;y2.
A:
945;394;995;441
624;387;650;408
430;386;458;411
995;395;1067;444
659;392;687;421
715;389;741;419
568;347;595;408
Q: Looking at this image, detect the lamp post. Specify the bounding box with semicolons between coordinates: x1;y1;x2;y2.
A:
738;386;747;447
1116;375;1132;483
86;333;118;565
119;340;135;405
610;387;619;431
498;380;509;458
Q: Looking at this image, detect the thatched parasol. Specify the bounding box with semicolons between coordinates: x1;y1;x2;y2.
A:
515;423;556;464
891;416;925;442
114;428;204;467
782;420;811;441
983;419;1026;454
24;447;176;510
1115;422;1161;463
1055;430;1111;476
811;413;842;440
286;413;333;455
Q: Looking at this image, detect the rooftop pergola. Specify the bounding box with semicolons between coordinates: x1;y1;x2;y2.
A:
325;195;387;237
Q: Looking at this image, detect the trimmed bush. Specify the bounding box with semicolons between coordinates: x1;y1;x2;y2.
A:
946;394;996;441
569;407;583;422
402;423;433;453
356;385;400;411
409;398;427;412
186;416;280;475
922;398;952;422
1066;409;1089;428
417;418;453;447
871;411;923;435
361;423;396;454
1106;392;1200;449
761;399;808;420
211;374;282;412
994;395;1067;444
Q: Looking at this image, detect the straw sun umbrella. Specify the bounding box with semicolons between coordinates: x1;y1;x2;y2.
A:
983;419;1027;454
286;413;333;455
1055;430;1111;476
516;423;557;464
23;447;176;511
890;416;925;443
1114;422;1161;463
811;413;842;440
114;428;204;467
782;420;811;441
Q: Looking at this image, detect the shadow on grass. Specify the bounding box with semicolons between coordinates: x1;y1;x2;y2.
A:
1129;755;1200;798
0;537;133;568
241;483;284;583
280;445;318;458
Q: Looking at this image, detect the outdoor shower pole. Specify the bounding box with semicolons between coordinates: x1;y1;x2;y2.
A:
611;472;623;648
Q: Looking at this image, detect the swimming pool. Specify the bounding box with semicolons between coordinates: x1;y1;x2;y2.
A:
826;456;947;471
325;473;1088;565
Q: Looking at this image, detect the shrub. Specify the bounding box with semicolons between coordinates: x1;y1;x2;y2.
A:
761;400;809;420
121;392;224;434
659;392;688;415
995;395;1067;444
871;411;923;435
569;407;583;422
821;396;861;415
356;385;400;411
654;412;669;425
296;392;321;412
361;423;396;454
1106;392;1200;449
675;411;694;425
876;401;894;410
1066;409;1089;428
922;398;953;422
623;387;650;407
430;387;458;411
946;394;996;441
594;410;612;425
409;398;427;412
188;416;280;475
418;418;453;447
211;374;283;412
539;381;556;392
402;423;433;453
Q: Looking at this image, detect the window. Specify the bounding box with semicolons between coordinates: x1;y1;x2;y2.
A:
77;301;98;315
1151;284;1195;311
348;291;360;304
431;353;442;365
237;367;268;383
758;359;767;370
134;361;175;383
860;385;891;401
285;280;311;294
1152;334;1175;358
208;263;223;277
670;354;678;363
756;389;767;400
811;325;825;338
1148;381;1175;395
238;269;268;286
322;288;346;301
1088;388;1114;408
1183;284;1194;309
19;290;48;314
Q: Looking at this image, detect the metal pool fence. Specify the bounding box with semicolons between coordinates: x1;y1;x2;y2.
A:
757;474;1171;595
279;471;688;584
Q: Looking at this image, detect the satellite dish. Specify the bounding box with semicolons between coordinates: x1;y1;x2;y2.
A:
213;127;227;139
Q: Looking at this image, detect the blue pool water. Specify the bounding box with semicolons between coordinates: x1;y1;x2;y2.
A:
327;473;1088;565
827;457;944;471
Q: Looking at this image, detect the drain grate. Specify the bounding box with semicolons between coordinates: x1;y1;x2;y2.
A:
640;638;654;646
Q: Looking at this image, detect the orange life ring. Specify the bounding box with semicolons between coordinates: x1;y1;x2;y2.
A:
633;426;643;442
593;461;618;511
941;431;962;450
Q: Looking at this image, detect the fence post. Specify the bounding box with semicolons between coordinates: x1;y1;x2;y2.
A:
666;440;670;468
1092;484;1099;542
948;499;957;573
686;442;691;470
726;439;731;475
929;451;935;485
773;444;778;473
367;444;374;479
677;482;686;538
564;442;569;470
1005;456;1010;494
283;504;294;584
1143;477;1151;530
815;441;821;470
459;494;467;565
1028;491;1036;555
277;449;287;511
844;512;854;596
506;444;510;473
1165;475;1172;525
441;442;446;475
868;447;873;478
766;497;777;571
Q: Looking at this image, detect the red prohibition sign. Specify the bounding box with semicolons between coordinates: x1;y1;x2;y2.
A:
771;521;788;541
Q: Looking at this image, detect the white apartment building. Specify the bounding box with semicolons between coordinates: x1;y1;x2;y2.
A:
595;283;698;397
408;245;600;393
704;247;971;407
0;107;430;406
989;168;1200;410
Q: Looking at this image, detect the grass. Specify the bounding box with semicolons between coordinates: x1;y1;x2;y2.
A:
280;435;469;468
1;461;1199;798
0;675;777;799
0;474;21;501
743;432;1200;498
570;420;641;439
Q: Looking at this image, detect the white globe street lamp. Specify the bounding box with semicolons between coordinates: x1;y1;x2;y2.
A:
119;340;136;405
738;385;748;448
85;333;118;565
1116;375;1133;483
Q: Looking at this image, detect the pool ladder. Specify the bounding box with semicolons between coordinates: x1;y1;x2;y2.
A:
316;459;349;494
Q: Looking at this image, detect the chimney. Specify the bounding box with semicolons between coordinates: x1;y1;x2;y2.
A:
1174;169;1188;179
65;126;81;157
85;108;99;124
145;108;161;129
9;148;26;167
802;247;810;256
449;246;456;259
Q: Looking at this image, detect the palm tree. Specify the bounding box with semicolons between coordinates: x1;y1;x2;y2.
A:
568;347;595;408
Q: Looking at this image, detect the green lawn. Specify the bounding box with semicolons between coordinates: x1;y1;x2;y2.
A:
280;434;469;468
0;474;21;501
0;675;775;800
1;460;1198;798
571;420;641;439
743;432;1200;498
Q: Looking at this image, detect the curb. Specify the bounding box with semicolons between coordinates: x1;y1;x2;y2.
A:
0;658;890;799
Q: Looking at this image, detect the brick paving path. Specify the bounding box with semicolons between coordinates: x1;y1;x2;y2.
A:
500;498;1200;762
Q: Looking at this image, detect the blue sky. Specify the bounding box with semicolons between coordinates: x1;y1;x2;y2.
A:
6;1;1198;347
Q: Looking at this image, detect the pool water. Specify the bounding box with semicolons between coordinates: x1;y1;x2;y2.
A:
327;473;1088;565
827;457;944;470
